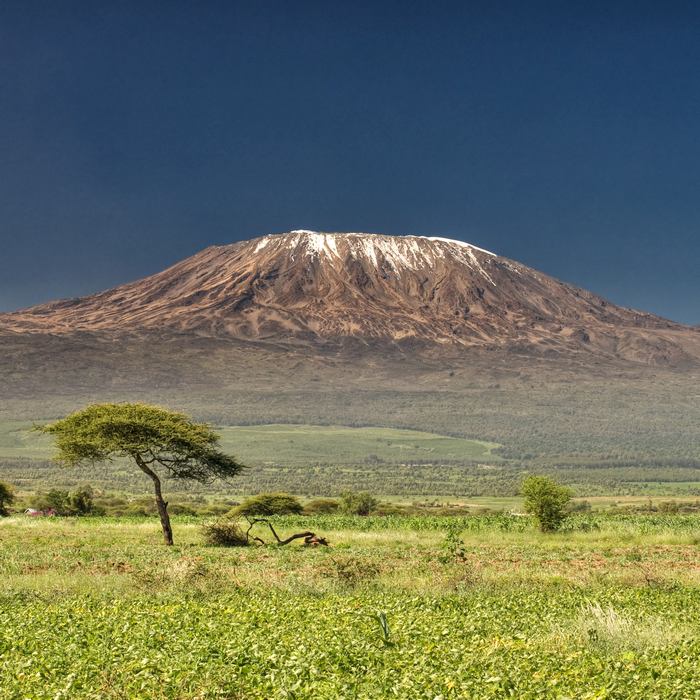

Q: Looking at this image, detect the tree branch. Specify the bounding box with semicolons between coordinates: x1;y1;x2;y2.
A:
243;517;328;547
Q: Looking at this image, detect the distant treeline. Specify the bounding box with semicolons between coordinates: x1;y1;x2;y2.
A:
4;455;700;497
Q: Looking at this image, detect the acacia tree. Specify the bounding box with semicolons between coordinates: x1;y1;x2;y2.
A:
41;403;244;545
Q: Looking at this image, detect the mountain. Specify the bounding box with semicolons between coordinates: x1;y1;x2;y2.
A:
2;230;700;492
1;230;698;365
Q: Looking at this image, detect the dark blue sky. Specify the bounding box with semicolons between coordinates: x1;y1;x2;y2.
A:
1;1;698;323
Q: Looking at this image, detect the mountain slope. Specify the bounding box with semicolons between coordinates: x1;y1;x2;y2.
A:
2;231;700;488
1;230;697;364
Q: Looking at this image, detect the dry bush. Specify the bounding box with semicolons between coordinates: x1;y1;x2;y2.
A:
318;556;381;586
203;518;250;547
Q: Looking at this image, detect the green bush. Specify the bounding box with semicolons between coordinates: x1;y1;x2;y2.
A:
340;490;378;516
32;486;102;516
232;492;304;517
304;498;339;514
521;475;572;532
68;486;100;515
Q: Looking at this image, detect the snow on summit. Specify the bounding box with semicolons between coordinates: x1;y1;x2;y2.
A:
263;230;498;282
2;227;688;368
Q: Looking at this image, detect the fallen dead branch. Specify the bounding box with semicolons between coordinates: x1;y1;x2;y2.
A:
244;517;329;546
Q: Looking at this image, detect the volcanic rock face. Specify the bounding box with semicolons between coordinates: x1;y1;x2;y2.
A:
1;230;697;364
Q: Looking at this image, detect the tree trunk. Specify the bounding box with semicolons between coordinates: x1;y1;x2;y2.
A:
135;456;174;545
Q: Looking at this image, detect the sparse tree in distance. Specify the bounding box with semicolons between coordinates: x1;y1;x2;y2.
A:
521;475;572;532
340;490;378;516
304;498;340;514
69;485;97;515
40;403;244;545
33;486;100;516
0;481;15;516
233;492;303;517
34;489;71;515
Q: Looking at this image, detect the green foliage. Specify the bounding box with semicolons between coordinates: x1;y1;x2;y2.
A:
340;490;378;516
2;514;700;698
39;403;244;483
68;485;98;515
439;527;468;563
304;498;340;514
32;486;101;516
233;492;304;516
33;489;70;514
0;480;14;516
521;475;573;532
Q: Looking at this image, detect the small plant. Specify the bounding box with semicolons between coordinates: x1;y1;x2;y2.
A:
202;518;250;547
373;610;392;645
351;610;393;646
320;556;380;586
521;475;572;532
439;528;468;563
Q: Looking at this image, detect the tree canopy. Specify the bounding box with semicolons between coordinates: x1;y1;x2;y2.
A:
233;492;303;517
41;403;244;544
340;490;378;516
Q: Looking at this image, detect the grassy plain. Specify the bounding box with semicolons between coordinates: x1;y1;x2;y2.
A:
4;419;700;498
0;421;499;465
2;514;700;698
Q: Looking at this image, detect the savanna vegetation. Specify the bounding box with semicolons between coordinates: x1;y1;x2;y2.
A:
3;418;700;498
3;350;700;499
2;394;700;698
2;513;700;698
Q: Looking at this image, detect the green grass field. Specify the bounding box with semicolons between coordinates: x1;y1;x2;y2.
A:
2;514;700;698
0;420;55;459
0;420;499;465
217;424;501;465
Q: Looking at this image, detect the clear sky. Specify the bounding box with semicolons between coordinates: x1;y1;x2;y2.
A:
1;1;698;323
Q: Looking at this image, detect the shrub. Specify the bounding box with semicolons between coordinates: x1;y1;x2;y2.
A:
521;475;572;532
34;486;102;516
438;528;468;563
304;498;340;514
319;556;380;586
567;499;592;512
202;518;249;547
340;491;378;516
69;486;100;515
232;492;303;516
0;481;15;516
33;489;71;515
167;503;198;516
